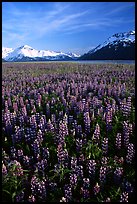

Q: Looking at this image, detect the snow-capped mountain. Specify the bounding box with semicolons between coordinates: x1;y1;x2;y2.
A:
80;30;135;60
2;47;14;58
2;45;80;62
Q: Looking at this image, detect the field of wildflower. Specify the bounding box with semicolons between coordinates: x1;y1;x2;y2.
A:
2;62;135;202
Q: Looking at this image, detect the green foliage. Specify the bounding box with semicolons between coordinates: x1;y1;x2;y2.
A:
2;162;29;202
65;134;76;157
84;140;102;160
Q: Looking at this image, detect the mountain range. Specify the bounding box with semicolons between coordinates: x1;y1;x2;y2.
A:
79;30;135;60
2;45;80;62
2;30;135;62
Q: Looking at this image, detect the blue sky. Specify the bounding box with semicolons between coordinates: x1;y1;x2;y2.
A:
2;2;135;55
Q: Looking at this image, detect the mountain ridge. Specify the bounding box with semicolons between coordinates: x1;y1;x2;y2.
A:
2;45;80;62
2;30;135;62
79;30;135;60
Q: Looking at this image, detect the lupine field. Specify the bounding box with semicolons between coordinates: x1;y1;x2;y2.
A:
2;62;135;202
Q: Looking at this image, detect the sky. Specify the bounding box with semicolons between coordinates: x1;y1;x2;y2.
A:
2;2;135;55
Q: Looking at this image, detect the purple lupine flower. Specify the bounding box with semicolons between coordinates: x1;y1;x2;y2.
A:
51;113;56;124
81;187;90;199
10;146;17;160
31;105;36;114
84;111;91;134
68;115;74;125
38;122;45;133
8;97;12;107
69;173;78;188
57;121;67;145
122;104;129;117
83;178;90;189
18;114;25;126
57;144;65;165
30;115;37;124
92;123;100;145
23;155;30;167
30;128;37;141
10;160;24;176
76;165;84;180
36;159;47;176
31;139;41;157
2;163;7;175
36;98;41;108
120;192;128;202
124;131;130;148
19;96;24;107
14;126;24;143
39;115;47;129
115;133;122;149
63;113;68;125
99;166;107;184
59;110;64;119
28;195;36;202
25;133;31;144
78;154;85;165
42;147;49;160
77;124;82;137
10;112;17;125
93;182;100;195
114;167;123;184
37;129;43;144
17;149;24;161
102;137;108;155
88;159;96;179
71;157;77;172
38;180;47;200
106;108;113;131
49;182;57;191
76;138;83;152
64;184;72;202
122;180;134;194
126;143;135;164
16;191;24;202
126;96;132;114
13;102;18;112
128;123;133;135
35;113;41;124
22;106;27;116
31;176;46;199
101;157;108;166
60;197;67;202
59;119;68;137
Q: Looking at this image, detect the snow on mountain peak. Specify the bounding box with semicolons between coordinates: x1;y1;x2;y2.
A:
88;30;135;54
3;45;80;61
110;30;135;41
19;45;31;48
2;47;14;58
66;52;81;58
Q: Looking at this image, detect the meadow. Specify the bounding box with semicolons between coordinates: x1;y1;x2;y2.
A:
2;62;135;202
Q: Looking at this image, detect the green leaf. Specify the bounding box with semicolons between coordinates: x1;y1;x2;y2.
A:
12;192;16;202
2;189;11;196
115;187;121;197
